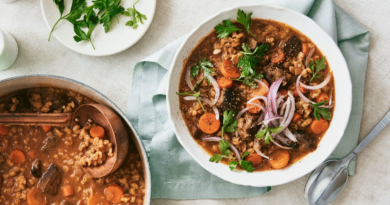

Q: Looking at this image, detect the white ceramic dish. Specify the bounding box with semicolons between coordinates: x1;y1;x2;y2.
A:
167;4;352;187
41;0;156;56
0;29;18;71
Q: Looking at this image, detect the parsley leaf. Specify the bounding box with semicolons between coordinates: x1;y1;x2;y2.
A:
123;0;147;29
99;0;125;33
49;0;86;41
236;9;255;38
177;78;205;112
190;58;215;80
309;56;327;82
209;140;234;163
73;12;99;50
190;65;200;78
255;123;283;144
309;100;331;121
228;152;255;172
221;110;238;137
236;43;269;88
214;20;241;39
209;154;225;163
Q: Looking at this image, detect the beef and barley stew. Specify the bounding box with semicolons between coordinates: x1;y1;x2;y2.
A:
178;9;335;172
0;88;145;205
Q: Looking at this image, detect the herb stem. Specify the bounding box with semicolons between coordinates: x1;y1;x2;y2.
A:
48;17;64;41
89;39;95;50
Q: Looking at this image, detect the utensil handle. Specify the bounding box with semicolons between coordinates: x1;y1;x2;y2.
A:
345;109;390;161
0;113;73;126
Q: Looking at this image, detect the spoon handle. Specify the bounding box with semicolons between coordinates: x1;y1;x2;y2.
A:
345;110;390;161
0;113;73;126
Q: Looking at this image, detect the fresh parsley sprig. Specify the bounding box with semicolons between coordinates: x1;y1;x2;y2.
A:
123;0;147;29
236;9;255;38
309;56;327;82
221;110;238;137
49;0;87;41
73;13;99;49
309;100;331;121
94;0;125;33
255;122;284;144
209;140;235;163
214;9;256;39
228;152;255;172
235;43;269;88
177;78;205;112
190;58;215;79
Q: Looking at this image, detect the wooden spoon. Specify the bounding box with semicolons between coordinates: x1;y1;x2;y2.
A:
0;104;129;178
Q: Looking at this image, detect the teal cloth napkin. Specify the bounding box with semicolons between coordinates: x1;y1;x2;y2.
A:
127;0;370;199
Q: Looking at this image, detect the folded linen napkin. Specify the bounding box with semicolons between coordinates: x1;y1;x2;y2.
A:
127;0;369;199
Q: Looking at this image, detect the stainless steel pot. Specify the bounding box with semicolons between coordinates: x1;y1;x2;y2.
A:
0;75;151;204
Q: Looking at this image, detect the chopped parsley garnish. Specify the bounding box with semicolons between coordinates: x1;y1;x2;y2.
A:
209;140;234;163
309;56;327;82
221;110;238;137
176;78;205;112
228;152;255;172
255;123;283;144
123;0;147;29
190;58;215;82
309;100;331;121
235;43;269;88
214;9;256;39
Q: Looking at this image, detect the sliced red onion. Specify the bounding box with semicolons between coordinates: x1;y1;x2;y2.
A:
254;138;269;159
300;73;332;90
185;69;194;90
254;79;269;95
236;107;251;121
329;90;333;106
268;78;284;115
202;136;241;161
253;111;266;126
204;73;220;105
296;75;333;109
280;100;289;115
280;96;291;124
183;96;220;120
305;47;316;67
282;128;297;142
247;103;265;112
259;116;284;125
272;140;293;150
280;92;295;127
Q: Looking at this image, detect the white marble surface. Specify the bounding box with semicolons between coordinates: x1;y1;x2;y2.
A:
0;0;389;204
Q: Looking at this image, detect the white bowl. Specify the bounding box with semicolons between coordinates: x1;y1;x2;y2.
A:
167;4;351;187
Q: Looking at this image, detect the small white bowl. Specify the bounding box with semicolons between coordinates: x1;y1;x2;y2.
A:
0;30;18;71
167;4;352;187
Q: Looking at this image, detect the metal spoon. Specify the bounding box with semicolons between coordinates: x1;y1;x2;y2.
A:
0;104;129;178
304;110;390;205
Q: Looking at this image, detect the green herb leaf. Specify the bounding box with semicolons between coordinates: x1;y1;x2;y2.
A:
236;9;255;38
190;58;214;80
100;1;125;33
309;100;331;121
221;110;238;137
255;129;266;139
228;152;255;172
268;126;284;134
124;0;147;29
309;56;327;82
209;154;225;163
214;20;241;39
219;140;231;156
190;65;200;79
73;11;98;49
53;0;65;16
256;123;282;144
228;161;238;171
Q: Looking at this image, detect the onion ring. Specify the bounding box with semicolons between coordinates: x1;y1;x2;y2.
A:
202;136;241;161
305;47;316;67
300;73;332;90
204;73;220;105
296;75;333;109
185;69;194;90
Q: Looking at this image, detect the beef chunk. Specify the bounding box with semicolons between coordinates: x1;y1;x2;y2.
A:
41;135;58;152
295;130;317;151
216;88;241;111
248;38;258;50
263;64;292;84
38;163;62;195
31;159;41;178
282;35;302;57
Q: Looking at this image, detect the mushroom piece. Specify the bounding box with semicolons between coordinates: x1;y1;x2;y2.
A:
31;159;41;178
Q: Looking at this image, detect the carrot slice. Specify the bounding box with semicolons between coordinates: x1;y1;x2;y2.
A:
269;149;290;169
104;184;124;204
87;192;109;205
219;60;241;79
250;79;269;98
90;126;105;139
9;149;26;164
293;84;308;97
27;187;47;205
292;113;302;123
278;89;288;96
247;99;262;114
199;113;220;134
271;49;285;64
0;125;10;135
28;150;37;159
245;153;263;166
302;42;309;56
316;92;330;103
62;185;74;197
310;118;329;134
217;76;233;88
41;126;51;132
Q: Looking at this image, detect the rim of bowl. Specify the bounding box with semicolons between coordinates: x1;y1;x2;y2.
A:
0;74;152;203
166;4;352;187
